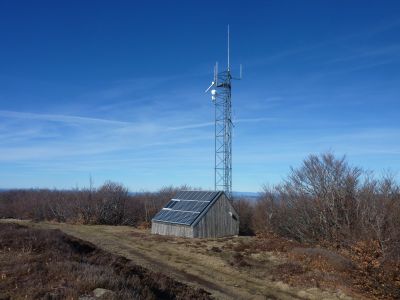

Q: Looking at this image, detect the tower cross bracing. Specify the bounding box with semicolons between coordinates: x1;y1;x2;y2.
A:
214;70;232;198
206;26;240;199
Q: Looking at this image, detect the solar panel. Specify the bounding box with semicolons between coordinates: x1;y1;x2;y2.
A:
164;200;178;209
152;190;220;225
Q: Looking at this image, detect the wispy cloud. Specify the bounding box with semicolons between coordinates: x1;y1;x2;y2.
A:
247;19;400;72
0;110;130;126
0;107;277;163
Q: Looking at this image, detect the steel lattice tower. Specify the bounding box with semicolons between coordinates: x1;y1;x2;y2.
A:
205;26;241;199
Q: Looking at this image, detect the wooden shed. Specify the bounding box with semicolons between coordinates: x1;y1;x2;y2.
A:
151;190;239;238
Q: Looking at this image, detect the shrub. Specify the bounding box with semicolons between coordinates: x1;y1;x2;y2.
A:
255;152;400;259
0;183;181;227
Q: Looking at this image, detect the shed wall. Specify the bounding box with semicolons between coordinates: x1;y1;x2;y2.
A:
151;221;194;238
193;195;239;238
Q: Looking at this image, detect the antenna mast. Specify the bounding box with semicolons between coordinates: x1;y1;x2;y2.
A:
206;25;241;199
227;24;230;71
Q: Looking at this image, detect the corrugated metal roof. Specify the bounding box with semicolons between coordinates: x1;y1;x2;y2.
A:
152;190;221;226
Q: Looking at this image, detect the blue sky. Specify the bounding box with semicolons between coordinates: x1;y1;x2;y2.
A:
0;1;400;192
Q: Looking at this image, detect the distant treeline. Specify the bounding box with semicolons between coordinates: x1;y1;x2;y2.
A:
0;182;177;227
1;152;399;260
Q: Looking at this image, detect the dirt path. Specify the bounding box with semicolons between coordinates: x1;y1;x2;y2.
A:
1;220;354;300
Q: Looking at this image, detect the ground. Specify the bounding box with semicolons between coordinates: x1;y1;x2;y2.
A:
0;219;365;300
0;222;211;300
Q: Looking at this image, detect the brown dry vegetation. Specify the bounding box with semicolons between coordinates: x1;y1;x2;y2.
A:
248;153;400;299
0;220;357;300
253;154;400;258
1;153;399;299
3;219;400;299
0;223;211;300
225;232;400;299
0;182;184;227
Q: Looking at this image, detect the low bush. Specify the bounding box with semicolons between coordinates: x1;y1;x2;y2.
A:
254;153;400;260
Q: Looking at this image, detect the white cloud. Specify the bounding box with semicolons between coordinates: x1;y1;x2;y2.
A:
0;110;131;126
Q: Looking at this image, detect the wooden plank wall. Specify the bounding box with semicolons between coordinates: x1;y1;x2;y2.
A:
151;221;194;238
193;194;239;238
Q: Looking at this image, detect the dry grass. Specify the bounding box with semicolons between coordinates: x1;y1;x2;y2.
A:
0;223;211;300
0;219;356;300
8;219;396;299
230;236;400;300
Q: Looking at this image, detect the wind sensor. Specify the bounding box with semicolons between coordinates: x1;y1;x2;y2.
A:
205;25;242;199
